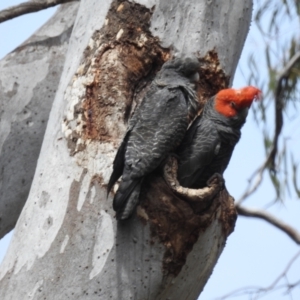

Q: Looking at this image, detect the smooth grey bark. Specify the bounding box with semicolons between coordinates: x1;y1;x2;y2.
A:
0;0;252;299
0;2;79;238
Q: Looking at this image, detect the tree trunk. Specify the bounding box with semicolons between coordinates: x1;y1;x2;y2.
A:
0;0;252;299
0;2;79;238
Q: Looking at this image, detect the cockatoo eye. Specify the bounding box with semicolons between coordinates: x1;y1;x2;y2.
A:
230;101;236;108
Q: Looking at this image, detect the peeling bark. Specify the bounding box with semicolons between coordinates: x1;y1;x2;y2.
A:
0;2;79;239
63;0;169;156
0;0;252;299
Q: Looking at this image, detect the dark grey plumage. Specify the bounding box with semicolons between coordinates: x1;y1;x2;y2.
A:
177;95;248;189
107;57;200;220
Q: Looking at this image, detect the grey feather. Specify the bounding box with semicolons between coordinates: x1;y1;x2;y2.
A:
107;56;200;220
177;95;247;189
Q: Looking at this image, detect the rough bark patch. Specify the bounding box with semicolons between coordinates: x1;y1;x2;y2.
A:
139;173;236;276
64;0;169;155
219;194;237;237
197;50;230;109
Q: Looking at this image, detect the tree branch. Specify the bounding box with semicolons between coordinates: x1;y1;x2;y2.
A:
277;51;300;79
0;0;79;23
236;161;267;205
215;250;300;300
268;51;300;170
238;52;300;204
236;204;300;245
267;250;300;291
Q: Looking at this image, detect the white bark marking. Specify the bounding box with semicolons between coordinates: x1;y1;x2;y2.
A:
60;235;70;253
90;185;96;204
88;38;95;50
77;171;91;211
116;28;124;40
137;33;148;47
74;142;116;184
89;210;114;279
27;279;43;299
63;78;86;124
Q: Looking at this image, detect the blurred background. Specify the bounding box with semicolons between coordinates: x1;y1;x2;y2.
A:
0;1;299;299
